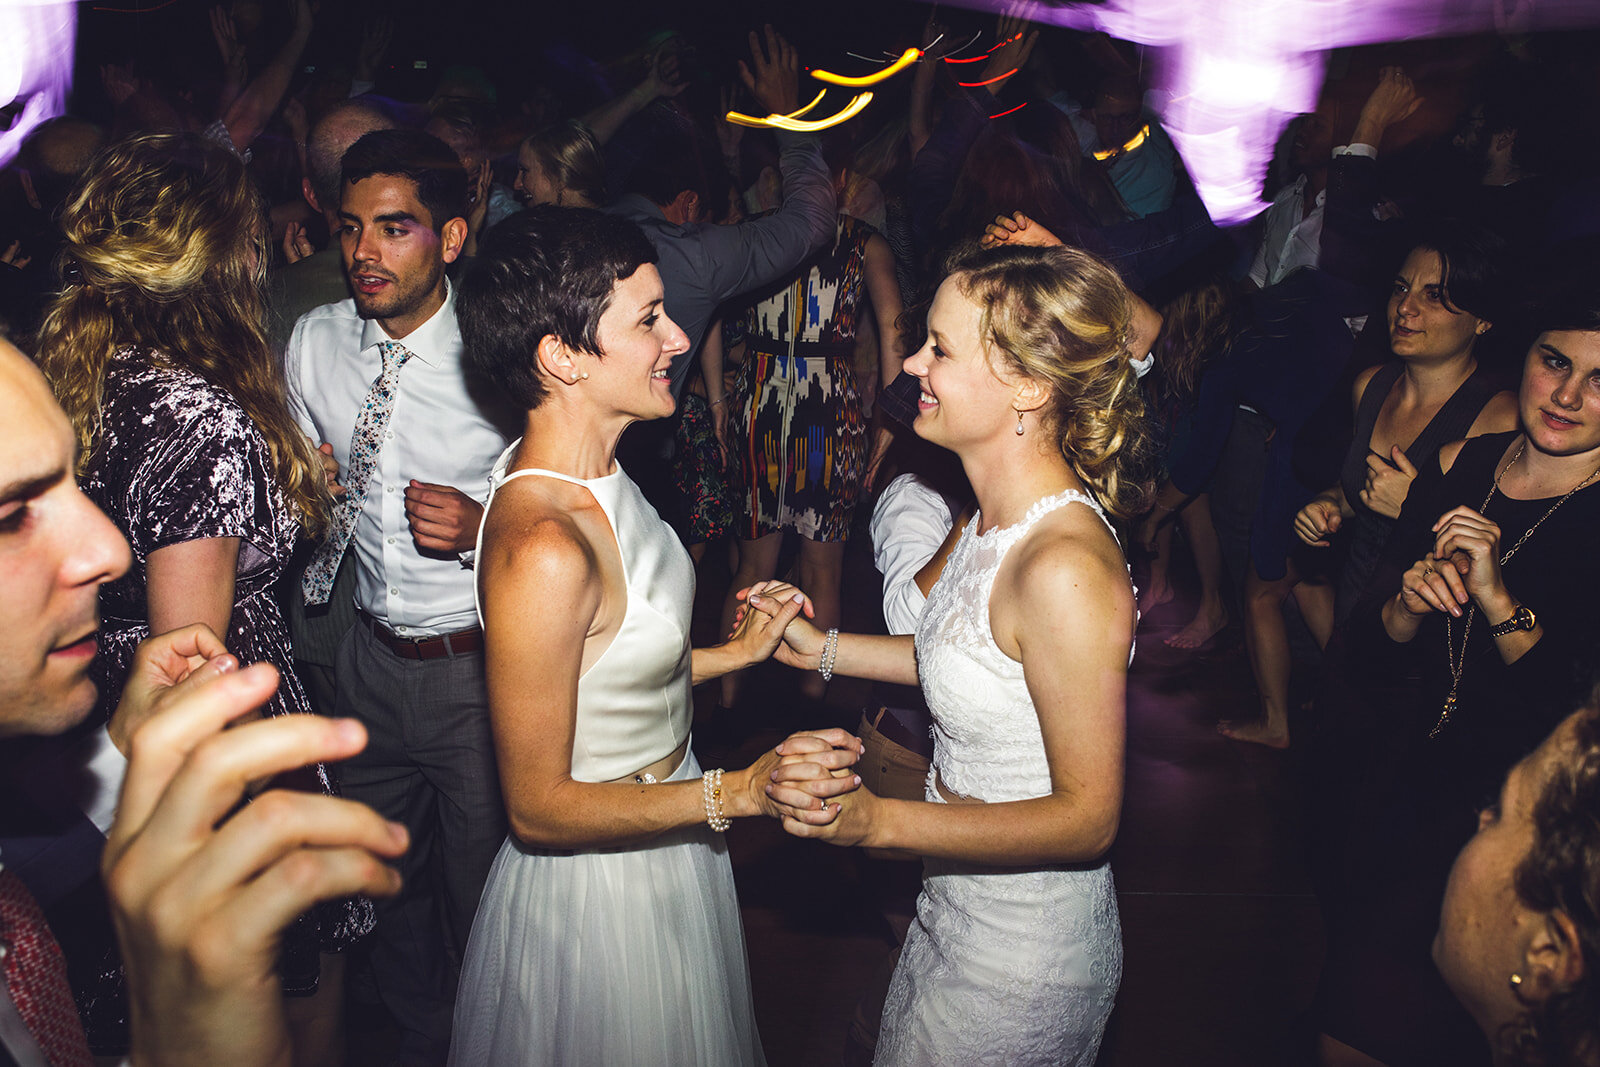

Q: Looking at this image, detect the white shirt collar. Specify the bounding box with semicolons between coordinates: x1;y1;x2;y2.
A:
357;277;455;366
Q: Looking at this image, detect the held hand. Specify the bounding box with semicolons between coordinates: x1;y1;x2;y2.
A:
282;221;314;265
741;729;864;822
779;778;879;846
725;585;808;668
1397;552;1469;619
404;481;484;553
1431;506;1508;611
737;581;826;670
1293;496;1343;547
105;663;407;1067
1358;446;1417;520
109;624;233;756
738;25;800;117
316;442;345;497
980;211;1062;249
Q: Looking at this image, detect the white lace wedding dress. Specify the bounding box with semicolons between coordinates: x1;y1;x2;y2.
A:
876;489;1125;1066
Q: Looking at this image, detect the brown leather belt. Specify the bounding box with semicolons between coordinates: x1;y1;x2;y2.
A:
357;607;483;660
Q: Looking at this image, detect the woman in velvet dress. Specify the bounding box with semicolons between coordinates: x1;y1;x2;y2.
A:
35;132;366;1063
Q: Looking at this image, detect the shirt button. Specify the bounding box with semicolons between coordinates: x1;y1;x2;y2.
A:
386;486;394;494
387;537;396;545
389;587;399;596
395;626;408;634
386;431;395;439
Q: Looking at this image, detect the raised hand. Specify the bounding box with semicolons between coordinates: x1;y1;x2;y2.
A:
737;25;800;117
981;211;1063;249
209;6;247;75
1358;446;1418;520
1353;66;1423;146
104;659;406;1067
645;40;689;100
354;15;394;84
977;13;1039;96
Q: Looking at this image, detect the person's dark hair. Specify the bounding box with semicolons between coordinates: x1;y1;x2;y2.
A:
1481;67;1571;177
625;132;709;213
1408;218;1507;323
17;117;107;217
1502;701;1600;1066
340;128;468;231
457;205;658;410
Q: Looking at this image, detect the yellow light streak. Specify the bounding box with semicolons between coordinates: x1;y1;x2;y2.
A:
1093;124;1149;161
726;92;874;132
808;47;921;87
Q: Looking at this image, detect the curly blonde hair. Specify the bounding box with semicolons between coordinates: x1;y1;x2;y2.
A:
947;243;1154;520
35;132;330;534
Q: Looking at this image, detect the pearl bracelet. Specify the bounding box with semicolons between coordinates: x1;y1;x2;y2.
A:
819;628;840;682
702;768;731;832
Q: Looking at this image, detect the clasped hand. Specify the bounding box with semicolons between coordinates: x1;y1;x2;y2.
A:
1397;506;1507;619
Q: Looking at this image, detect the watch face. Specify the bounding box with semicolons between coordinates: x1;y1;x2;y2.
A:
1516;605;1536;631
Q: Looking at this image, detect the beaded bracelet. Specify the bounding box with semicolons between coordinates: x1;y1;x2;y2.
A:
702;768;731;832
819;628;840;682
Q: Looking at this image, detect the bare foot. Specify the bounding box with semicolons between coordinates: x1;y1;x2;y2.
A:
1138;582;1174;615
1164;604;1228;650
1217;719;1290;749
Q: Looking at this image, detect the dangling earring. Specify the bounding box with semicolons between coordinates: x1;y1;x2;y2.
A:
1509;973;1524;991
1015;408;1025;436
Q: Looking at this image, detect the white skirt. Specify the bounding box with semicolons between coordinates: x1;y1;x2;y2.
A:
448;750;766;1066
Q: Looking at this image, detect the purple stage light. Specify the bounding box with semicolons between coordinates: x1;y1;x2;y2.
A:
0;0;77;169
942;0;1600;224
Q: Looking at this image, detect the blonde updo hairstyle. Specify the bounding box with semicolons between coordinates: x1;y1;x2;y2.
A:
36;132;330;533
947;243;1154;520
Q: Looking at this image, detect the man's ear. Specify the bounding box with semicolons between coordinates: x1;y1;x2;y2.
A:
440;216;469;264
662;189;699;226
302;177;321;214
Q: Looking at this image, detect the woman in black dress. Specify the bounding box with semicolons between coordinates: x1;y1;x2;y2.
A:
1313;279;1600;1067
35;132;363;1065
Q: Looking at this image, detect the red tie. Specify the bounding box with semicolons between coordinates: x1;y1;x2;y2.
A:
0;869;94;1067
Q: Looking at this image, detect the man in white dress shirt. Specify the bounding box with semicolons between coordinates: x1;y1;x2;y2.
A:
284;129;510;1065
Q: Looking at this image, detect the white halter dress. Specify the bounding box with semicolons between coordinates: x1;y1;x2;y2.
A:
875;489;1126;1066
448;444;765;1066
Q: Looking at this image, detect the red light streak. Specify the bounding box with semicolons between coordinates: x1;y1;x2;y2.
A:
957;69;1018;88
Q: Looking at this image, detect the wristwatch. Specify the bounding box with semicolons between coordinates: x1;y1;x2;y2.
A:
1489;604;1537;638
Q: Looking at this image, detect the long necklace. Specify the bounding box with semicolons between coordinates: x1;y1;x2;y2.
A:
1432;438;1600;738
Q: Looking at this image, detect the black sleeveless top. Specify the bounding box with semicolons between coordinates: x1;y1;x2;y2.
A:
1333;361;1498;619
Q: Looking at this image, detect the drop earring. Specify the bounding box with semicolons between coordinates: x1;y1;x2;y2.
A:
1015;409;1025;436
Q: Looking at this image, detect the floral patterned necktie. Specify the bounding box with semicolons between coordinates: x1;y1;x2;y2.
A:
302;339;412;605
0;869;94;1067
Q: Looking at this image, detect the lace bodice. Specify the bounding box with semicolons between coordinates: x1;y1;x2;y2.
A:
914;489;1132;803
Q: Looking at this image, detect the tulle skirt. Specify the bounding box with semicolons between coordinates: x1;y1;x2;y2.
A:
447;750;766;1066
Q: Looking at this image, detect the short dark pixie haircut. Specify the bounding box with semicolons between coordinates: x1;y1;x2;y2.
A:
457;205;658;410
340;128;469;233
